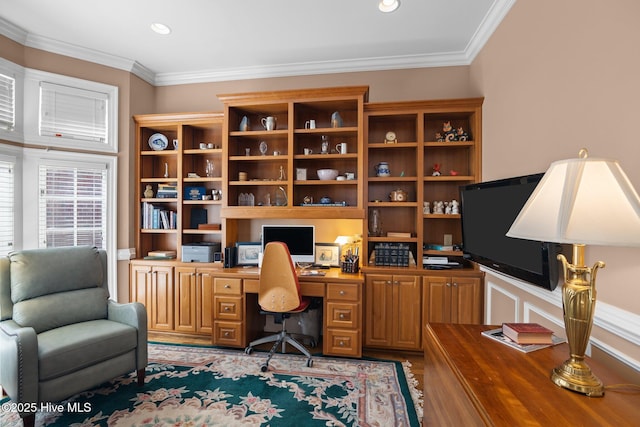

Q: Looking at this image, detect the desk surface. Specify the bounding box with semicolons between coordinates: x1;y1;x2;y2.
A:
424;323;638;427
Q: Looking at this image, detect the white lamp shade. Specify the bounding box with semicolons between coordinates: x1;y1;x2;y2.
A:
507;156;640;246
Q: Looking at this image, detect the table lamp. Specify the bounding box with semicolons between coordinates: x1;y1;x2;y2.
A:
506;149;640;397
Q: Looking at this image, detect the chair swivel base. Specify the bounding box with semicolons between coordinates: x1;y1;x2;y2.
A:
245;330;313;372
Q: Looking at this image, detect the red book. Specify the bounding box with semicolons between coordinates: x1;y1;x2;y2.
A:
502;322;554;344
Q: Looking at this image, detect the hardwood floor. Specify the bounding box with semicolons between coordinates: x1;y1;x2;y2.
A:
148;332;425;393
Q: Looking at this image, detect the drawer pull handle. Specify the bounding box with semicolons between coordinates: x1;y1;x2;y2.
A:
339;341;344;346
446;282;451;287
339;313;345;319
339;290;346;295
224;307;230;311
224;284;231;289
224;331;229;337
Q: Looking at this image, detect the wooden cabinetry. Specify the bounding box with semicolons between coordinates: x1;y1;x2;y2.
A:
364;274;422;350
218;86;368;223
174;266;215;334
130;263;174;331
134;112;224;260
363;99;483;269
423;274;483;324
212;277;246;347
324;282;362;357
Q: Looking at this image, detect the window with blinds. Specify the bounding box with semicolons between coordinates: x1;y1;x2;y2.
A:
38;163;107;249
0;72;15;131
39;81;108;142
0;160;14;255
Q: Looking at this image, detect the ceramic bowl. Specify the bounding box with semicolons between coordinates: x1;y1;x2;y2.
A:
317;169;339;180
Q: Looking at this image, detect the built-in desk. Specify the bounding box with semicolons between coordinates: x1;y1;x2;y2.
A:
212;267;364;358
424;323;637;426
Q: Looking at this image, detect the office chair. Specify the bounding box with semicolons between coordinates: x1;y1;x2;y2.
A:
244;241;314;371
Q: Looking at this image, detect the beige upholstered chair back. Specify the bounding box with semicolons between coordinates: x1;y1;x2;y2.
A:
258;242;302;313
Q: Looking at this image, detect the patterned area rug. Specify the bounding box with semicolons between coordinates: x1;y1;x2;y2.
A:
1;343;423;426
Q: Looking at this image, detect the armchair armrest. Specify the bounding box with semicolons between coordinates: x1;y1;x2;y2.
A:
0;320;39;409
107;300;148;369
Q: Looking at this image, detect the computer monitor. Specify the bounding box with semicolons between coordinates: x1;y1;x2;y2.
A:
261;224;315;264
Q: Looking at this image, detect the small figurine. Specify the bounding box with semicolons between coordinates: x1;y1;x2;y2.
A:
443;121;457;141
144;184;154;198
450;169;459;176
444;201;452;215
432;163;441;176
456;126;469;141
423;201;430;214
435;132;444;142
331;111;343;128
239;116;249;131
433;201;445;214
451;200;459;214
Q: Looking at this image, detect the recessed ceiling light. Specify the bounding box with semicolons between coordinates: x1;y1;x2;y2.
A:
150;22;171;35
378;0;400;13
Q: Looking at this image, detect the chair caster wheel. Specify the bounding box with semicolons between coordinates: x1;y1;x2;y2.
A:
260;364;269;372
306;359;313;368
244;347;253;355
309;340;317;348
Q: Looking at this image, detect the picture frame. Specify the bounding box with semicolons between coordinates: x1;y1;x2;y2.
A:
236;242;261;266
314;243;341;267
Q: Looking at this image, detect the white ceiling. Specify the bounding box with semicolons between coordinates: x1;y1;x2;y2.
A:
0;0;514;86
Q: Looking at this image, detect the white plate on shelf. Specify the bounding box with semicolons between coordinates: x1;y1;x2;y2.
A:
148;133;168;150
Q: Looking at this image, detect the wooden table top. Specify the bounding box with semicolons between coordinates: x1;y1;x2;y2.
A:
424;323;639;427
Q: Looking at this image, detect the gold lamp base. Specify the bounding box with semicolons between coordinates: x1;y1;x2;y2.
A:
554;244;606;397
551;357;604;397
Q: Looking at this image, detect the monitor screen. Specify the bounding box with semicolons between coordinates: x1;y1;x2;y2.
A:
261;225;315;264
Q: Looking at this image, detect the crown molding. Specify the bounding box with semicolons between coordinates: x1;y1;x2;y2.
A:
152;51;471;86
0;0;515;87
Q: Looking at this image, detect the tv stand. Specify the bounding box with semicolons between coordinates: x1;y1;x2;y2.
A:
424;324;636;426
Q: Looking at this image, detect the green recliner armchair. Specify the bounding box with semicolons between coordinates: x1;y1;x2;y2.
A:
0;246;147;427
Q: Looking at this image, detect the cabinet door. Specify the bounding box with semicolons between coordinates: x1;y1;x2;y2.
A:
393;275;422;349
451;276;483;324
364;274;393;347
197;270;215;334
130;264;151;325
150;265;174;330
424;276;453;324
174;267;197;333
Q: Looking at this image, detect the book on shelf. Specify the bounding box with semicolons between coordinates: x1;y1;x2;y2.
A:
147;250;176;258
386;231;412;238
425;243;455;251
481;328;565;353
502;322;554;344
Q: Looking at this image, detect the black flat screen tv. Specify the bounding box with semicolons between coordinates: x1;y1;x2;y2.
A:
459;173;564;291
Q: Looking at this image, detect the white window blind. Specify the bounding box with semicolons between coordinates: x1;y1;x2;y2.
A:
38;163;107;249
0;73;15;131
39;81;108;143
0;160;14;255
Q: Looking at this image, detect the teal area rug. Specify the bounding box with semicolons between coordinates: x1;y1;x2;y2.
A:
1;343;423;426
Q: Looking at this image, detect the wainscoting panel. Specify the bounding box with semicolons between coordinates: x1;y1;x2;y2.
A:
482;266;640;376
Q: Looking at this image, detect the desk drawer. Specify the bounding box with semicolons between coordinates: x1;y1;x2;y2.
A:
327;282;359;301
326;302;359;329
325;328;361;357
214;278;242;295
214;296;243;320
214;321;243;347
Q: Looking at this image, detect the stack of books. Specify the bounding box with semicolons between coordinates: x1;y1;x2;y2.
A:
156;183;178;199
142;202;176;229
144;250;176;260
481;322;564;353
502;322;554;344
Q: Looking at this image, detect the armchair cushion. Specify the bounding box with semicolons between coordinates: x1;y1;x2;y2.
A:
13;288;108;334
38;319;138;381
9;246;104;302
9;246;109;333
